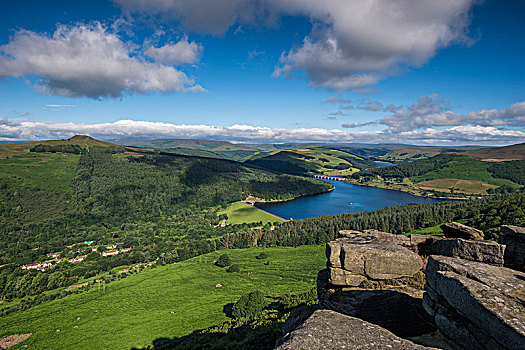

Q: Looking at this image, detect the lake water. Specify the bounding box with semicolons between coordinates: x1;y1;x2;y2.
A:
258;179;444;220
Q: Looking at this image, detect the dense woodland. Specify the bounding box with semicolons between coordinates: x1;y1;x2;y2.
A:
352;154;455;180
488;160;525;185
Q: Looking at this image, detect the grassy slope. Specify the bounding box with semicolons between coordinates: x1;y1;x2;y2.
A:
0;246;325;350
219;202;285;225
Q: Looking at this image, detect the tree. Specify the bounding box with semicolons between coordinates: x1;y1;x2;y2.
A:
216;253;231;267
232;291;268;319
227;264;240;273
255;252;268;259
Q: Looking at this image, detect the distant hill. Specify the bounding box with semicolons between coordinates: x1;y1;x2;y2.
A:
464;143;525;161
0;135;125;158
244;148;377;176
352;142;525;196
111;138;259;160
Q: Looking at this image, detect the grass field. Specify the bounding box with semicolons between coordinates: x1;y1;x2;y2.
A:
415;178;498;195
0;245;325;349
219;202;285;224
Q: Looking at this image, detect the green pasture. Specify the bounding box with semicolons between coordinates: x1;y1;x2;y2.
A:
0;245;325;349
219;202;285;225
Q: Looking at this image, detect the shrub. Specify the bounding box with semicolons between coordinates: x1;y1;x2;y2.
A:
227;264;240;273
280;289;317;309
232;291;268;319
255;252;268;260
216;254;231;267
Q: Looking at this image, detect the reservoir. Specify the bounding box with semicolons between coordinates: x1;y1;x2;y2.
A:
258;179;444;220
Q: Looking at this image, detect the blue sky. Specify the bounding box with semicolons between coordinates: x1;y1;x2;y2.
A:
0;0;524;145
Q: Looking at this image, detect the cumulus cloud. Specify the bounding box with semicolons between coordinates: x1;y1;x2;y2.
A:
1;118;523;145
380;95;525;132
0;22;204;98
145;36;203;65
114;0;477;89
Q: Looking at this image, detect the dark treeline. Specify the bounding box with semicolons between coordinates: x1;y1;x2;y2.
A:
30;144;124;154
488;160;525;185
352;154;455;180
218;193;525;250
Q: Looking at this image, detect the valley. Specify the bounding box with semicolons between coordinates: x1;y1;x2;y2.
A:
0;136;523;350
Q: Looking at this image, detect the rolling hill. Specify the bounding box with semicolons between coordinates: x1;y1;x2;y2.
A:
351;143;525;196
111;138;259;161
244;147;378;176
464;143;525;161
0;135;125;158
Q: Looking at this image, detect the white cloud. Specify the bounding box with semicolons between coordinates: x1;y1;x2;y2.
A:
114;0;478;89
145;36;203;65
0;22;204;98
380;95;525;132
1;118;523;146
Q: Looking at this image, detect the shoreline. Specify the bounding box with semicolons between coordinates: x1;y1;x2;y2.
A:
344;179;471;200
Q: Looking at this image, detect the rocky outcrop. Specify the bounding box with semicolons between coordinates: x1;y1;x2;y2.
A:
320;230;435;340
327;230;422;283
276;309;435;350
423;255;525;349
279;226;523;350
429;238;505;265
440;222;484;240
499;225;525;271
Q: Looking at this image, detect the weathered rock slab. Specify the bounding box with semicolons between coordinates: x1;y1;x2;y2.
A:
499;225;525;271
424;255;525;349
276;309;435;350
329;267;367;286
429;238;505;265
440;222;484;240
341;241;423;279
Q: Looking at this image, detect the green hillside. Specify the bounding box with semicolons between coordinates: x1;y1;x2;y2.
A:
0;245;325;350
111;138;259;161
0;136;331;270
244;148;377;176
352;152;524;196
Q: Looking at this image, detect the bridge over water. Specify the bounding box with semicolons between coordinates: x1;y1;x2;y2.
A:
313;175;346;181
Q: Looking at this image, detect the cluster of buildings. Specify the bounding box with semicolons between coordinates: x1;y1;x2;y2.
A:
20;246;132;271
